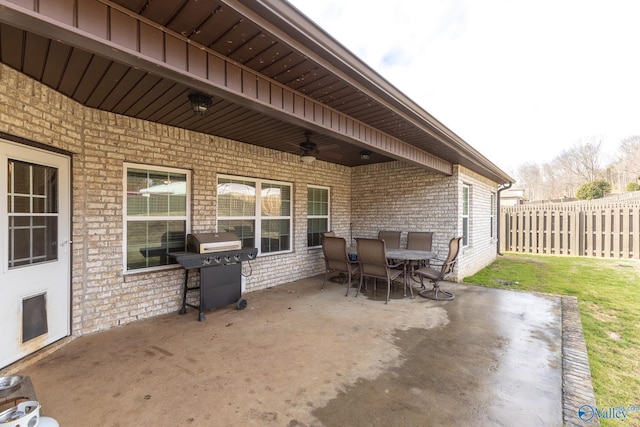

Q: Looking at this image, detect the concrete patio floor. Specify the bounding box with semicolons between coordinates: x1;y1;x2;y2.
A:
9;277;596;426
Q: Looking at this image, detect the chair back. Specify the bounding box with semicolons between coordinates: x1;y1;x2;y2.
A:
406;231;433;251
322;236;350;271
356;238;389;278
439;237;463;278
377;230;401;249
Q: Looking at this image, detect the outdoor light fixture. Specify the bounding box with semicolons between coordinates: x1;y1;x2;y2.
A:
188;93;212;115
300;154;316;163
360;150;371;161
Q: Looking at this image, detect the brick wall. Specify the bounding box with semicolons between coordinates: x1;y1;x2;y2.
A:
456;165;500;277
351;162;499;280
1;64;500;336
1;64;351;335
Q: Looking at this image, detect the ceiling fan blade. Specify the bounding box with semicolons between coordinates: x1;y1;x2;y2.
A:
317;143;341;152
322;151;343;160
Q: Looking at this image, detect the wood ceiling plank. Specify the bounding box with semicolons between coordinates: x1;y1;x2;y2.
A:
99;67;147;111
41;41;72;90
0;25;24;70
86;61;129;108
187;5;232;47
164;0;214;37
114;73;163;115
208;19;258;56
57;49;93;97
141;84;190;121
74;55;112;103
22;32;49;80
137;0;186;26
124;78;176;117
228;32;276;65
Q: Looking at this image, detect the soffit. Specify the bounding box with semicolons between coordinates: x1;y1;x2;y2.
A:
0;0;512;182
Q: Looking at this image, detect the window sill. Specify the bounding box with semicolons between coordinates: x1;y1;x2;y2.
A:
123;264;180;276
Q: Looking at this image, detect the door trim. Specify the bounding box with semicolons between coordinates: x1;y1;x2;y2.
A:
0;135;73;367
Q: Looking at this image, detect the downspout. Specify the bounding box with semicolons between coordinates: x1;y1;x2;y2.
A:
496;182;513;256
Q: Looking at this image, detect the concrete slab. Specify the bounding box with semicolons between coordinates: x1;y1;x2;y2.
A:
15;278;566;426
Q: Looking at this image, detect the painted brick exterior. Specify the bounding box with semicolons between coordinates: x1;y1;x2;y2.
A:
1;64;499;336
351;162;499;279
455;165;500;277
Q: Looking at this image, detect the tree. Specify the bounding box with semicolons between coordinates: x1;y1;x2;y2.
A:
617;136;640;188
515;162;542;201
554;137;603;182
576;180;611;200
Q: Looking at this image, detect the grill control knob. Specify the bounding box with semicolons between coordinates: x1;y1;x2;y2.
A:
248;252;256;259
213;256;221;264
202;257;212;266
233;254;240;261
224;255;231;263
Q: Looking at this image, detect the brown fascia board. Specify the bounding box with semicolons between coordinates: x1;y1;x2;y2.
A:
234;0;514;184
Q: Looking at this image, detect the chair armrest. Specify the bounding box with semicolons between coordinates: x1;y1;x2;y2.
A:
387;260;404;268
428;257;446;268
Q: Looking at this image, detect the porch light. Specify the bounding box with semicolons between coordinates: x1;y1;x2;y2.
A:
300;154;316;163
360;150;371;161
188;93;212;115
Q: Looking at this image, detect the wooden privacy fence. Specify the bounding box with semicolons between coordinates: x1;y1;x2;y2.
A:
500;200;640;259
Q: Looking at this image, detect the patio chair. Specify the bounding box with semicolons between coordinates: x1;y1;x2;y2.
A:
321;236;360;296
406;231;434;268
414;237;462;301
355;238;404;304
377;230;401;249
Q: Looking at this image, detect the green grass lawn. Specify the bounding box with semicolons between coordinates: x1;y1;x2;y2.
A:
464;253;640;426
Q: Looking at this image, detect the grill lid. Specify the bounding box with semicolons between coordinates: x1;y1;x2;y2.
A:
187;232;242;253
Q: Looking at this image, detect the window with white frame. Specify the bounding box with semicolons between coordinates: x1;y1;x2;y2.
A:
217;175;292;255
307;186;330;247
462;184;470;246
124;163;190;271
490;192;497;238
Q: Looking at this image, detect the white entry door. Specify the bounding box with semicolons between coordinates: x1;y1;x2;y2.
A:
0;140;71;368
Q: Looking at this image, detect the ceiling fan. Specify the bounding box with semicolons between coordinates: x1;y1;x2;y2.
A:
298;131;342;163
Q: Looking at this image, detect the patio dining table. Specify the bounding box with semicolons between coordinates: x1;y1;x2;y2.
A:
347;247;436;298
386;249;437;297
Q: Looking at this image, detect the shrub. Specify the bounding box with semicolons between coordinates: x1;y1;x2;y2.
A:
627;182;640;192
576;180;611;200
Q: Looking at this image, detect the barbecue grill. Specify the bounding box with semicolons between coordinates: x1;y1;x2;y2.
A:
169;232;257;321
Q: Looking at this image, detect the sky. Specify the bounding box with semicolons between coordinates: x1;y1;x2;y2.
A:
287;0;640;176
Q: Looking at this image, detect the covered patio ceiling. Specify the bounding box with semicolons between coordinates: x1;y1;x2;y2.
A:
0;0;512;184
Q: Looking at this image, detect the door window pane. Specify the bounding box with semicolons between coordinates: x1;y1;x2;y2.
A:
7;160;58;268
